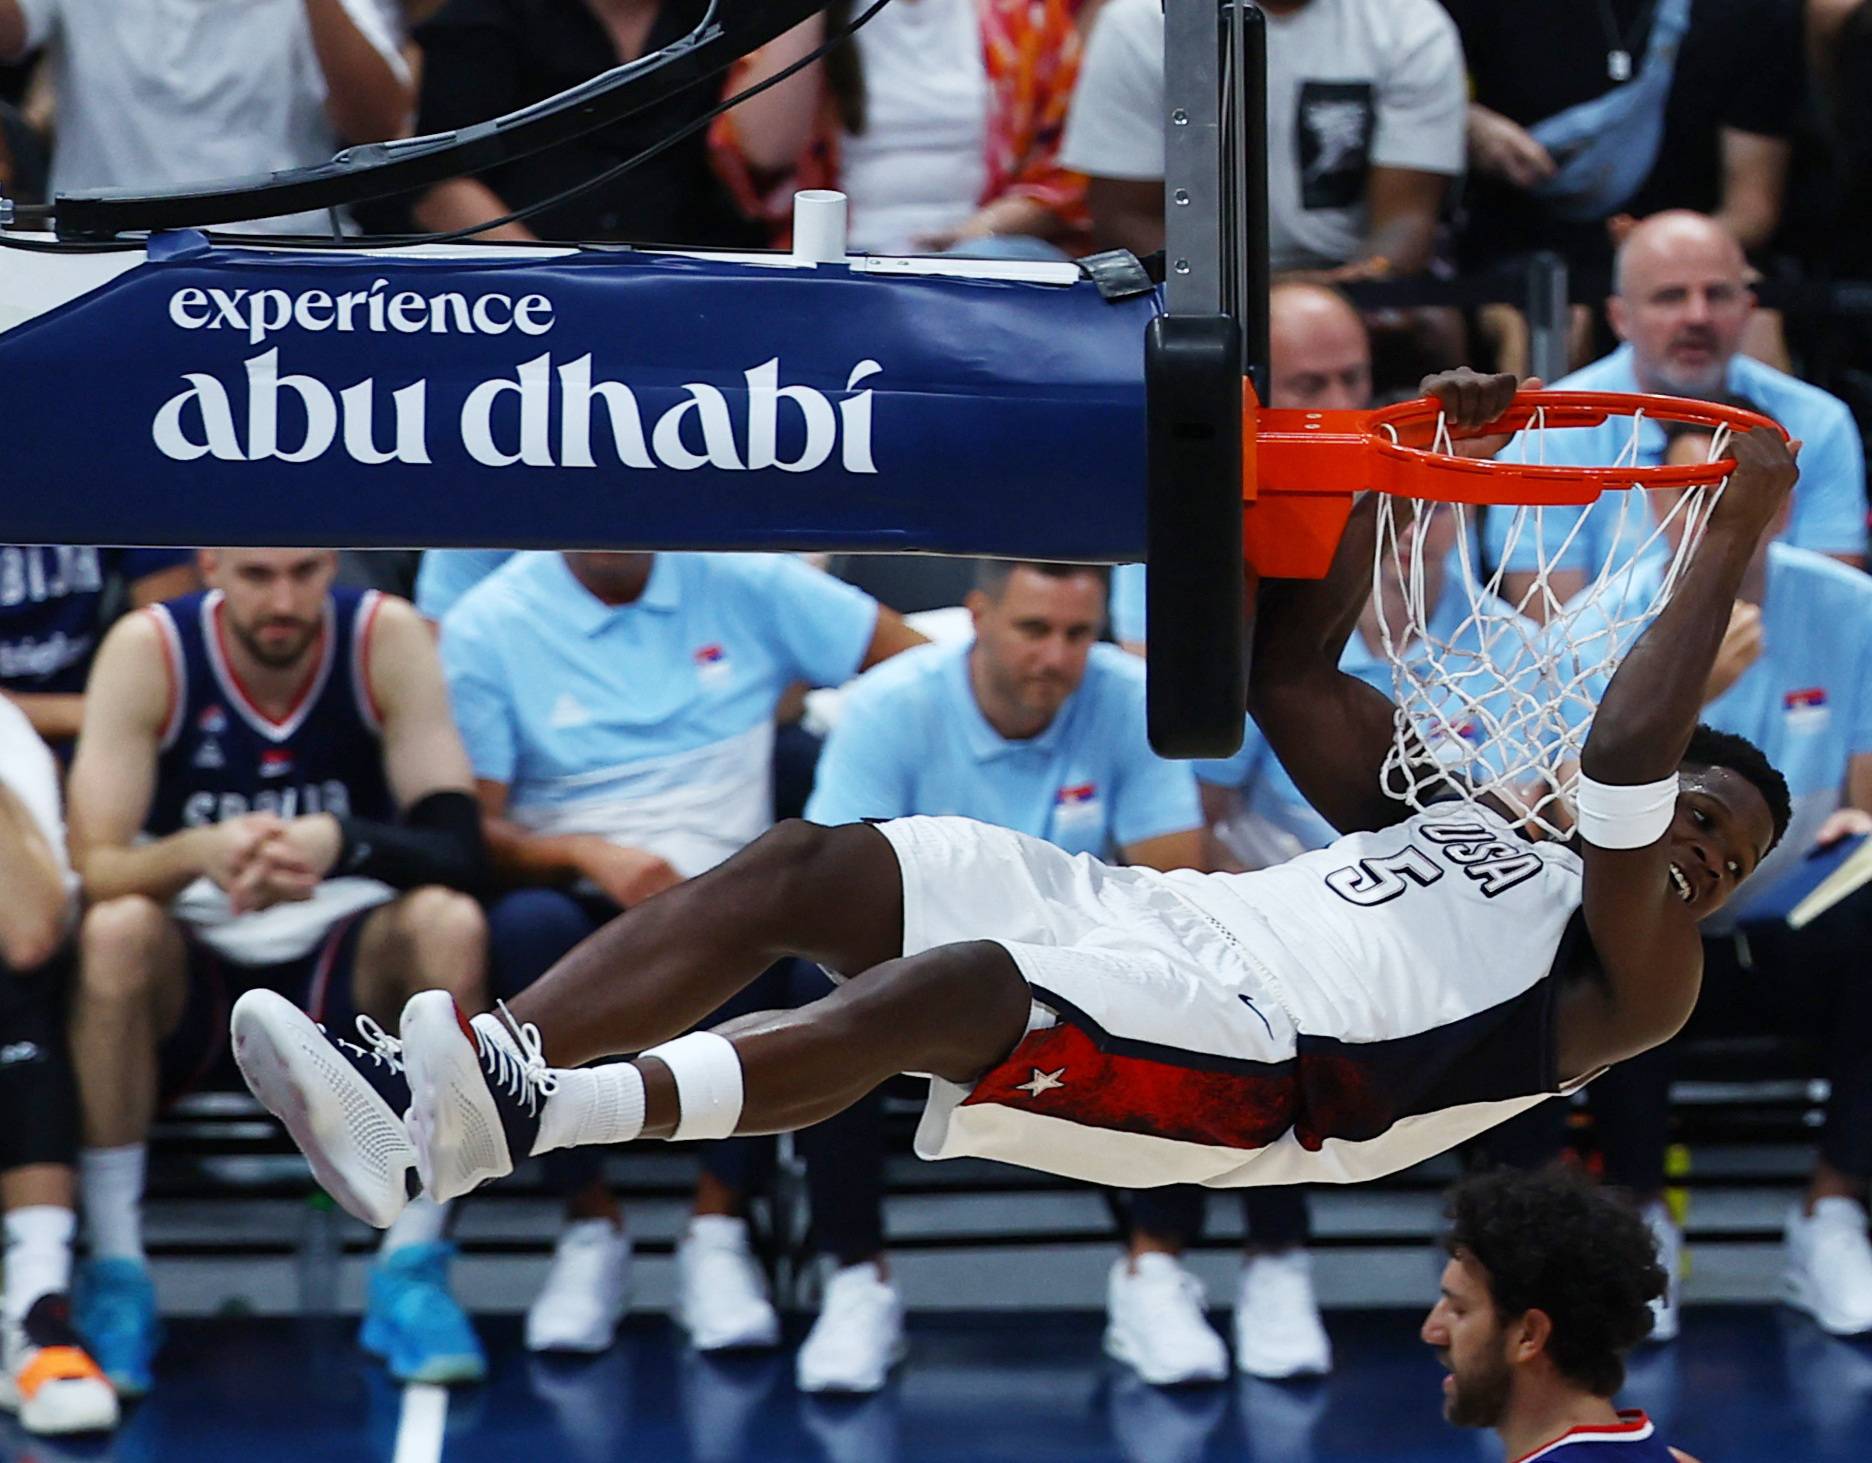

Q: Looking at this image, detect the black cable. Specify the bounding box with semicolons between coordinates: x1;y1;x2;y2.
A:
0;0;886;253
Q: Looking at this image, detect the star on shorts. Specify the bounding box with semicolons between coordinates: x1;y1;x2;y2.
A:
1015;1067;1066;1097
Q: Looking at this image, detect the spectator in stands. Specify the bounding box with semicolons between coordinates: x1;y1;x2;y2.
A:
1485;211;1868;615
0;0;414;235
65;551;490;1394
1443;0;1804;280
0;696;115;1437
1556;417;1872;1342
0;548;198;757
802;560;1209;1391
439;550;921;1357
1061;0;1464;278
711;0;1086;256
402;0;761;245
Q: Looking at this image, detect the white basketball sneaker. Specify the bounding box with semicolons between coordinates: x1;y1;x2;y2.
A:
526;1219;632;1354
1785;1197;1872;1336
677;1216;781;1352
1103;1253;1229;1386
230;988;417;1228
0;1295;119;1436
1642;1200;1683;1343
796;1262;907;1393
1234;1250;1332;1378
399;991;554;1205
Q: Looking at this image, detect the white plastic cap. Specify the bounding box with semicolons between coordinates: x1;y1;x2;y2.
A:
791;189;849;264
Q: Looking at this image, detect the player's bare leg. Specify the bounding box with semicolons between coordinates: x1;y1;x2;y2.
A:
400;935;1032;1203
505;819;911;1067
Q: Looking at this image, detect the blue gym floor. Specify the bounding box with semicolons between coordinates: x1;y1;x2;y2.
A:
5;1308;1867;1462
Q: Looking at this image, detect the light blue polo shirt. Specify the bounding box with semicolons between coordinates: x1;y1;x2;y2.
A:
1197;580;1540;852
1484;346;1868;574
1110;563;1147;646
806;639;1199;858
1561;542;1872;920
442;551;878;876
416;550;515;621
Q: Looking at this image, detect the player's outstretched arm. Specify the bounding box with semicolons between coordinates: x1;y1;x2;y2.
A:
1558;428;1798;1077
1250;368;1522;833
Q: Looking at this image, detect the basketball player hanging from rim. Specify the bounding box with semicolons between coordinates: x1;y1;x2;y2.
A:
230;369;1799;1223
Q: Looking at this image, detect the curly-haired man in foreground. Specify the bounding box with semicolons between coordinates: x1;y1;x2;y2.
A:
1424;1169;1698;1461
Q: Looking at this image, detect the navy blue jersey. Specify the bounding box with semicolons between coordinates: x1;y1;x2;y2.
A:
0;546;193;695
1516;1412;1678;1461
146;588;395;836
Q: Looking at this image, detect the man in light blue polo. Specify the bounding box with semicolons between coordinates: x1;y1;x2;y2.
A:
1484;211;1867;614
439;550;921;1359
1550;420;1872;1344
802;559;1213;1392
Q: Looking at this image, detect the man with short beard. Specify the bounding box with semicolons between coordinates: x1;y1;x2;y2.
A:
64;549;491;1395
1485;210;1867;616
1424;1169;1697;1461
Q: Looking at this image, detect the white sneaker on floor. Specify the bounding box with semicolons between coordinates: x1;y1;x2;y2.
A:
1785;1197;1872;1336
1234;1250;1331;1379
0;1296;119;1436
796;1262;906;1394
1103;1254;1228;1387
677;1216;780;1352
1641;1200;1682;1343
526;1219;632;1353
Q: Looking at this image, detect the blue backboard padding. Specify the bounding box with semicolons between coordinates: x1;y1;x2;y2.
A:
0;242;1157;557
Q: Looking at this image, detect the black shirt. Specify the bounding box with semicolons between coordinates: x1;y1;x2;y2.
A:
402;0;764;247
1443;0;1805;274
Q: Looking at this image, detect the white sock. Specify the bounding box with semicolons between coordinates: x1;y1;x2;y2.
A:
79;1144;146;1263
533;1062;646;1157
380;1195;450;1254
4;1207;75;1323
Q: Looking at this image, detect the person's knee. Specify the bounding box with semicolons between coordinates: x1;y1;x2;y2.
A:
843;941;1028;1082
743;820;900;969
396;887;487;1001
76;896;172;1004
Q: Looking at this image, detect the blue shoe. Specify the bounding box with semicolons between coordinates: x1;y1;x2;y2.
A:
72;1259;162;1398
359;1242;486;1384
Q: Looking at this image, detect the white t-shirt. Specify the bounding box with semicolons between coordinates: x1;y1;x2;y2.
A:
15;0;408;236
1059;0;1165;182
838;0;989;253
1060;0;1467;269
0;697;75;914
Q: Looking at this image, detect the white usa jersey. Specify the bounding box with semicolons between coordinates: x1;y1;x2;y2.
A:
1167;799;1584;1049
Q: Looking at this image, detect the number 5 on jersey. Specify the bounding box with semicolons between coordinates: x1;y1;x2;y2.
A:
1325;846;1443;906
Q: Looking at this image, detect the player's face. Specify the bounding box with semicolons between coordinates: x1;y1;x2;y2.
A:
1663;765;1777;916
967;569;1107;723
1422;1254;1515;1428
202;549;337;669
1609;245;1753;396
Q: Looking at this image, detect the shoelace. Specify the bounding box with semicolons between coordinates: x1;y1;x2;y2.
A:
475;1000;560;1115
335;1014;406;1074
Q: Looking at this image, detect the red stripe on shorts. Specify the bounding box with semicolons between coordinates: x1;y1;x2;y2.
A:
960;1021;1301;1151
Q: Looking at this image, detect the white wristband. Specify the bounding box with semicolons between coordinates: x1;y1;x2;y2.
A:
642;1031;745;1141
1574;771;1679;850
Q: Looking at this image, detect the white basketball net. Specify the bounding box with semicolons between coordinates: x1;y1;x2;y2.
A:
1370;408;1734;839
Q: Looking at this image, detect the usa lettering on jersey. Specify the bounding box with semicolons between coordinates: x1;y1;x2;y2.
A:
1325;819;1544;906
